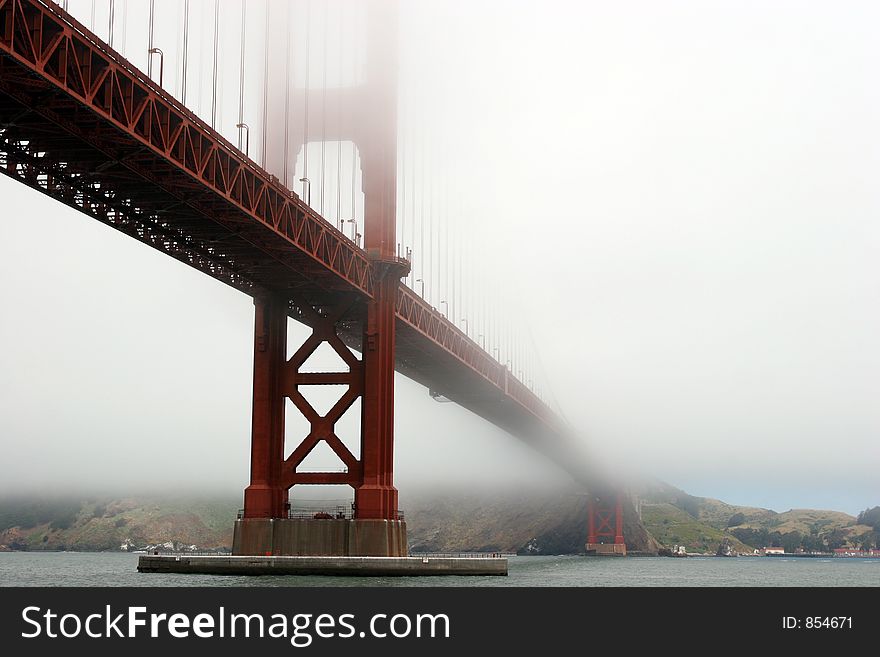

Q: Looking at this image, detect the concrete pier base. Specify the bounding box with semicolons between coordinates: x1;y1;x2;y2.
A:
585;543;627;556
137;555;508;577
233;518;407;557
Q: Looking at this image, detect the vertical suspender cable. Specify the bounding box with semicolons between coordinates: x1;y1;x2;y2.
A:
451;193;456;323
336;1;343;229
427;152;433;304
108;0;114;47
175;2;181;94
283;1;292;188
261;0;270;168
432;128;438;303
351;139;357;234
238;1;247;150
90;0;95;31
409;74;417;288
211;0;219;129
181;0;190;105
303;0;312;195
419;126;425;295
147;0;154;77
350;1;357;228
120;0;127;58
443;173;449;316
319;0;328;215
400;82;406;262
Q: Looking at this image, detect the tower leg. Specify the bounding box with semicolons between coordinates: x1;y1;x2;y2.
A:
356;274;400;520
243;295;288;519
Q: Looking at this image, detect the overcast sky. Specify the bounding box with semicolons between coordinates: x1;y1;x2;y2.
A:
1;0;878;515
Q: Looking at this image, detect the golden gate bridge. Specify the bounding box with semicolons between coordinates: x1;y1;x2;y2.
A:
0;0;626;558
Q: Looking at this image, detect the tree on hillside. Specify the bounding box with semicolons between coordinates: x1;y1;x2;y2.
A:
825;528;847;550
857;507;880;530
781;531;802;553
730;527;771;549
676;494;701;519
801;533;825;552
857;532;876;551
727;513;746;527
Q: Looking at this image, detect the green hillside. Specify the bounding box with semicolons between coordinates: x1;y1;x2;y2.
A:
0;495;237;552
637;483;877;554
639;502;752;553
0;489;875;555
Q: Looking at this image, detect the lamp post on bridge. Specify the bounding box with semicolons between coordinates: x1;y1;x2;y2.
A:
236;123;250;158
440;300;448;317
343;219;359;243
148;47;164;87
298;177;311;206
461;318;469;336
415;278;425;298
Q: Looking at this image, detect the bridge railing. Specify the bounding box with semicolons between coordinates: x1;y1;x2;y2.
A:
396;285;561;429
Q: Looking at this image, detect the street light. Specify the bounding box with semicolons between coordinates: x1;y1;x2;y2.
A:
298;177;311;206
478;334;485;348
440;300;448;317
148;47;164;87
461;318;469;335
343;219;359;242
415;278;425;297
235;123;250;157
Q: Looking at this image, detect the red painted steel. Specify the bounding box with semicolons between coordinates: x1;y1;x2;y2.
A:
587;493;625;546
282;296;365;493
348;0;405;520
243;295;289;519
0;0;373;298
243;290;408;519
0;0;562;442
0;0;601;527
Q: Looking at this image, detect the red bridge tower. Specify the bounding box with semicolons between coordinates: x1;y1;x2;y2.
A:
585;491;627;556
234;0;408;557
